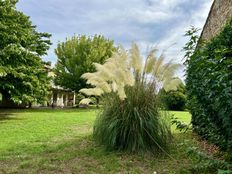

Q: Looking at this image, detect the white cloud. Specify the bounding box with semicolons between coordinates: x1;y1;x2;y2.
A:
158;0;213;57
156;0;213;80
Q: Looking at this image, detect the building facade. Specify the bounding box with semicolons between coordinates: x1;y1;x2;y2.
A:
46;66;76;108
48;86;75;108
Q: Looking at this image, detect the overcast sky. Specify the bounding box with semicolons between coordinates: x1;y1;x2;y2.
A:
17;0;213;79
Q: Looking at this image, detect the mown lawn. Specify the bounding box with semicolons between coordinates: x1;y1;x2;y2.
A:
0;109;196;174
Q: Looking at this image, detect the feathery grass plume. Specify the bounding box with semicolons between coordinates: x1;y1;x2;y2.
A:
79;98;92;105
152;52;165;78
144;49;157;74
130;43;143;73
149;52;182;90
80;48;134;100
163;78;182;91
79;88;103;96
80;43;182;154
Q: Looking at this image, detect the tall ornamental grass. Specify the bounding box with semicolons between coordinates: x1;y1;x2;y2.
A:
80;43;181;153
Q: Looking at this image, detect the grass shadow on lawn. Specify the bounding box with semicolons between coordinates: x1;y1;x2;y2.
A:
0;107;99;114
0;133;195;174
0;113;23;122
0;108;98;123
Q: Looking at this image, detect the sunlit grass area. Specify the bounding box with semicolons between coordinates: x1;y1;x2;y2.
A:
0;109;195;174
171;111;191;123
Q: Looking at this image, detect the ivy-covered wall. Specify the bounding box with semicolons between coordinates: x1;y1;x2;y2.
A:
186;19;232;151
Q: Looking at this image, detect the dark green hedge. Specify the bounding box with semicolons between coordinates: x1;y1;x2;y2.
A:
159;84;187;111
186;19;232;151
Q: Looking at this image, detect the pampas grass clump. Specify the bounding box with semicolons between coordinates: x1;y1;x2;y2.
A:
94;83;172;153
80;43;181;153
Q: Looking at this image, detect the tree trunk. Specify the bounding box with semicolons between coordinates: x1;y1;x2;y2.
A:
96;97;99;108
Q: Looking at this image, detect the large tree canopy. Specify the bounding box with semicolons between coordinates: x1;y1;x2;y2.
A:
0;0;51;106
54;35;116;92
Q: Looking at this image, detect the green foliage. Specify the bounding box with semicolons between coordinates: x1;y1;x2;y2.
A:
54;35;116;92
0;0;51;105
218;170;232;174
159;83;187;111
186;147;232;173
82;44;181;153
184;19;232;151
171;115;191;132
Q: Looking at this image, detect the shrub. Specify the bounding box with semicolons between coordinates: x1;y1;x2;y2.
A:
184;19;232;152
80;44;181;153
94;82;172;152
185;146;232;173
159;83;187;111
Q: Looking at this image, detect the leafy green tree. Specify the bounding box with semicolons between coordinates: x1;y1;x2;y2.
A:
159;83;187;111
54;35;116;92
0;0;51;106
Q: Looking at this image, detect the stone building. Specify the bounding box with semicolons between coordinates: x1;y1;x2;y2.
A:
46;66;76;108
200;0;232;41
27;66;76;108
48;83;76;108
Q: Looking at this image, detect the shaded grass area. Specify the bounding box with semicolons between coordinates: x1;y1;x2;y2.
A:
0;109;195;174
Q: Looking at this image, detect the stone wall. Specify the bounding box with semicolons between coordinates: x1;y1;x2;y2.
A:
201;0;232;41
